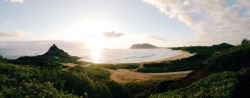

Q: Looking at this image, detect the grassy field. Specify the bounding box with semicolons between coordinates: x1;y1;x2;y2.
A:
91;63;140;70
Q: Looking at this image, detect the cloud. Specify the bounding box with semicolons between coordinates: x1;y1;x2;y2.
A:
0;30;25;37
146;35;167;41
142;0;250;45
0;40;86;50
102;31;124;38
6;20;15;24
5;0;24;3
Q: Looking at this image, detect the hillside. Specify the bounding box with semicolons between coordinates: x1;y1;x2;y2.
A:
1;41;250;97
43;44;71;58
11;44;81;67
150;42;250;97
130;43;158;49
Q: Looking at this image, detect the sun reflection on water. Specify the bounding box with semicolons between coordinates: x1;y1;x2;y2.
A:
91;49;102;63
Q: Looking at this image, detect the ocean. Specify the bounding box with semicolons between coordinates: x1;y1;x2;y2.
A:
0;48;180;64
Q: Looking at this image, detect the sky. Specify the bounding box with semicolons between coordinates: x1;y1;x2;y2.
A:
0;0;250;49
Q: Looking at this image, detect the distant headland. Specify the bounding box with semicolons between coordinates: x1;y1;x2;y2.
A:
130;43;158;49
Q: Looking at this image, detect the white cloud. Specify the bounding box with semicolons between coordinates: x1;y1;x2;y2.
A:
102;31;124;38
0;30;25;37
146;34;167;41
5;0;24;3
143;0;250;45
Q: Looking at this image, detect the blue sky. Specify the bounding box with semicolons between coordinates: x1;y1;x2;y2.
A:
0;0;250;49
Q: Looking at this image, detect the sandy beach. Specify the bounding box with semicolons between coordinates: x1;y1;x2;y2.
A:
139;50;194;64
62;50;194;84
135;50;194;69
108;50;194;84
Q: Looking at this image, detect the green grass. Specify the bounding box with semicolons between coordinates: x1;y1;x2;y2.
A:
137;54;204;73
67;65;111;81
137;43;234;73
92;64;139;70
207;43;250;70
150;71;238;98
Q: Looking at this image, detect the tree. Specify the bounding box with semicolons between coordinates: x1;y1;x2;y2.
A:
242;38;250;44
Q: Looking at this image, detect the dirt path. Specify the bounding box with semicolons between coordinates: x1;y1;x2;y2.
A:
61;63;90;71
105;69;191;84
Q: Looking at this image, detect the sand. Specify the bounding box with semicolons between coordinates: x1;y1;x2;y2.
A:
139;50;194;64
62;50;195;84
106;69;190;84
107;50;195;84
134;50;194;69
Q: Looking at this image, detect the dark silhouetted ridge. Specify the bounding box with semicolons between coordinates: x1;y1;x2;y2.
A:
43;44;70;58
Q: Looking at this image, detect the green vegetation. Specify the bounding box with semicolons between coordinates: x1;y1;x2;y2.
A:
2;41;250;97
150;71;238;98
92;63;139;70
0;63;78;97
0;44;150;98
124;80;160;98
10;44;88;68
68;66;111;81
149;40;250;97
137;43;234;73
207;42;250;70
173;43;234;56
137;55;204;72
0;60;134;98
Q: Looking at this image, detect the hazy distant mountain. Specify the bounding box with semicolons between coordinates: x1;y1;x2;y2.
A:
130;43;158;49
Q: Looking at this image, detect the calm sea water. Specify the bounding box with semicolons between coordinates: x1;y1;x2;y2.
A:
0;48;180;64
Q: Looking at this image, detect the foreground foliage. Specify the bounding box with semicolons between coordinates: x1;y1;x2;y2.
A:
0;61;115;98
150;71;238;98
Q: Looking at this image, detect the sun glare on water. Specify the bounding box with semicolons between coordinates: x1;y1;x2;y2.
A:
91;49;102;63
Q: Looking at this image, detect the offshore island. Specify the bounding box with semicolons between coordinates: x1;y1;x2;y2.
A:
130;43;158;49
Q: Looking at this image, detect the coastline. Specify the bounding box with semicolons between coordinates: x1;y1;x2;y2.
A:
62;50;195;84
138;50;194;64
95;50;195;65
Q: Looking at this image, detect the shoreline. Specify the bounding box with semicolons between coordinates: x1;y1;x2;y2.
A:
93;50;195;65
137;50;194;64
62;50;195;84
62;50;194;68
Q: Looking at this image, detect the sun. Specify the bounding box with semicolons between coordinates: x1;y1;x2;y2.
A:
86;36;107;49
82;19;119;49
62;19;119;49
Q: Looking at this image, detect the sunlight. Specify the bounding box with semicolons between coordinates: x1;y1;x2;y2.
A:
86;36;107;49
82;19;117;34
62;19;119;49
83;19;117;49
91;49;102;63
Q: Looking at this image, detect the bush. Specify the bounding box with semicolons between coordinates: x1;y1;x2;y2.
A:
150;71;238;98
